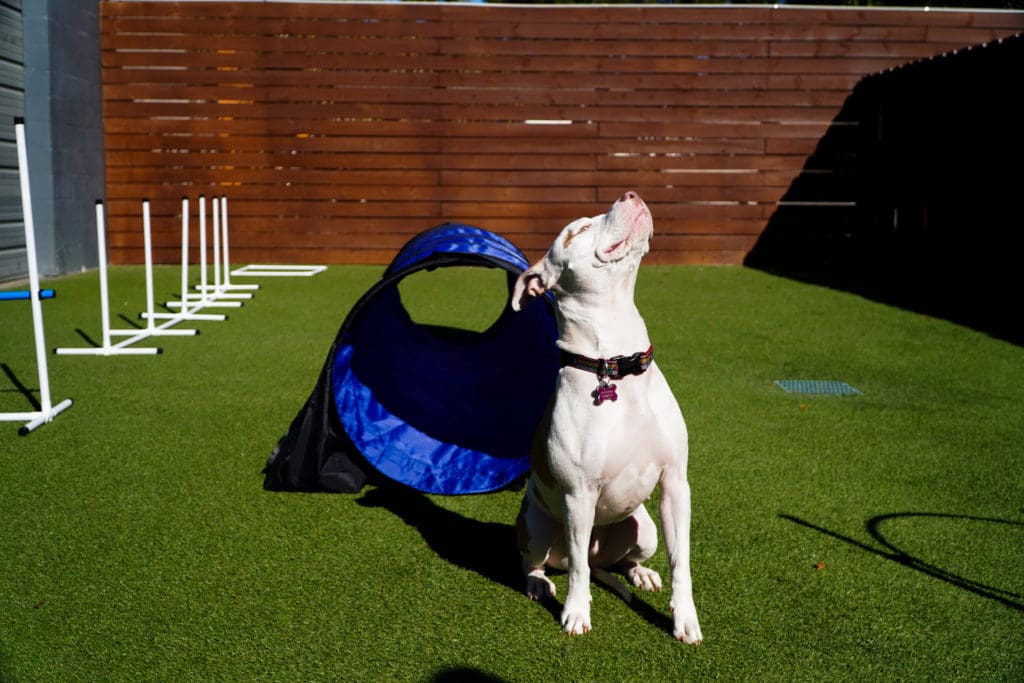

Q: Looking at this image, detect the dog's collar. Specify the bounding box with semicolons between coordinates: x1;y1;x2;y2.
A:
560;345;654;379
560;345;654;405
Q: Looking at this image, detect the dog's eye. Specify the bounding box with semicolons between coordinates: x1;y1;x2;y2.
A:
577;222;591;232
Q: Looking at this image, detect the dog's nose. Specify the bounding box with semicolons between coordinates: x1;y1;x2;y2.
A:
622;191;639;202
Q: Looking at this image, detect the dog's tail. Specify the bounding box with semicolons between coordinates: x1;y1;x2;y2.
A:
592;567;633;603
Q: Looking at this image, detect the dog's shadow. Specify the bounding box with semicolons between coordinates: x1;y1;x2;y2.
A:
357;487;531;598
356;487;673;634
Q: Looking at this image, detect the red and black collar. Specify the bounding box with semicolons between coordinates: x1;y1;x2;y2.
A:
560;345;653;379
560;345;653;405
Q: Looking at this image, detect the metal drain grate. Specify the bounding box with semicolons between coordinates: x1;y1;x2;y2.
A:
774;380;862;395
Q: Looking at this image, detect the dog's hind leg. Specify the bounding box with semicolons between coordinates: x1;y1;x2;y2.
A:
590;506;662;592
617;505;663;592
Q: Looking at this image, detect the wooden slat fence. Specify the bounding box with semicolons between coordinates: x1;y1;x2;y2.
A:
100;2;1024;266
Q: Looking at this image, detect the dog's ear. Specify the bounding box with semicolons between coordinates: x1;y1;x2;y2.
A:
511;259;553;312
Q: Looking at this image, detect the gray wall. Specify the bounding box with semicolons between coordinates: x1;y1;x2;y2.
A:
0;0;103;282
0;0;25;280
21;0;105;277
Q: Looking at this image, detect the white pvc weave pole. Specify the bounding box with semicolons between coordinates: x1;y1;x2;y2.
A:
15;121;51;413
219;195;257;291
212;195;221;289
194;195;251;298
114;200;197;335
142;198;156;332
199;194;207;296
168;195;240;308
5;119;72;432
180;196;190;310
141;196;226;321
56;200;160;355
96;201;112;349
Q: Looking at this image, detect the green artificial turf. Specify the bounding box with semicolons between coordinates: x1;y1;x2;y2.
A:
1;264;1022;681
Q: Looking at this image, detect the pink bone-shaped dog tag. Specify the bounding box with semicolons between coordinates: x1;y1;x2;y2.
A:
592;382;618;406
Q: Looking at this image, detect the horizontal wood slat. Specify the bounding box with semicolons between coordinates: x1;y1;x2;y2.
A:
101;2;1024;266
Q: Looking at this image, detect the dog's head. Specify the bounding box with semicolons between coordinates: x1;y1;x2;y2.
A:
512;191;653;311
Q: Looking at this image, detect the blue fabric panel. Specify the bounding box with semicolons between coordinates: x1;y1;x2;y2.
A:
387;223;531;276
348;286;557;458
333;342;545;494
330;223;559;495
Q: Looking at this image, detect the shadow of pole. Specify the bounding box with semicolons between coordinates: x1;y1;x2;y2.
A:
1;363;41;410
781;512;1024;612
117;314;143;330
74;328;101;348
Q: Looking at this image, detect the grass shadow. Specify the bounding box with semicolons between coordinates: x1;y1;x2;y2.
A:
430;667;509;683
117;314;143;330
74;328;101;348
356;488;567;623
623;587;674;635
746;34;1024;345
781;512;1024;611
356;487;525;594
357;488;675;635
1;363;40;410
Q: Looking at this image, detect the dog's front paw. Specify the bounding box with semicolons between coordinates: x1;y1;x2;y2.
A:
670;599;702;645
525;569;556;601
626;565;662;592
561;602;592;635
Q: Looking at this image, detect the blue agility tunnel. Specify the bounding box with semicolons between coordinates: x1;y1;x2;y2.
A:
263;224;559;495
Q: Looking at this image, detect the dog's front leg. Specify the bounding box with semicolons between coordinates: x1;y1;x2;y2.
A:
659;468;702;645
517;490;559;601
561;489;598;635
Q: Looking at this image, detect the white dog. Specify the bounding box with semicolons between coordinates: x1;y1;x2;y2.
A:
511;191;702;644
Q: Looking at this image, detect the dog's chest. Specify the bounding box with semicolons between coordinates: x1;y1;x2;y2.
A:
594;459;662;524
542;431;665;525
541;373;677;523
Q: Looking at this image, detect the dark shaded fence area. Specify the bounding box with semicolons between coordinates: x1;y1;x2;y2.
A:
101;2;1022;273
747;33;1023;343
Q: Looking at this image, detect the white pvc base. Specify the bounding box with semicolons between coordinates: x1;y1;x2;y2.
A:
165;299;242;309
142;311;226;322
4;398;74;436
190;288;253;300
232;264;327;277
107;327;197;337
54;345;159;357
